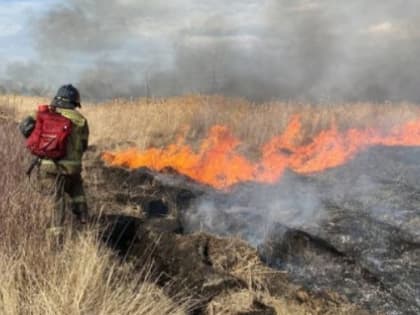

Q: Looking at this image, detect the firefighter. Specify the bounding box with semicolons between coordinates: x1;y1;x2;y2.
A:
20;84;89;227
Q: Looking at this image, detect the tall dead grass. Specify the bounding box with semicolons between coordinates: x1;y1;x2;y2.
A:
0;234;189;315
0;110;189;315
2;94;415;314
4;94;420;151
83;96;420;151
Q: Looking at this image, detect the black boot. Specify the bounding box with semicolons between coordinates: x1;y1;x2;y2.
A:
72;203;89;224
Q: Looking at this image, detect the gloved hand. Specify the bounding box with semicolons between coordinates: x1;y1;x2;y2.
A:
19;116;36;138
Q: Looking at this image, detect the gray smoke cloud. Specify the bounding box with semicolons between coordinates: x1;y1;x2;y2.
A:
184;172;325;246
1;0;420;102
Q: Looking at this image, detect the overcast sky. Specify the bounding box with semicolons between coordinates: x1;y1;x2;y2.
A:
1;0;420;102
0;0;52;62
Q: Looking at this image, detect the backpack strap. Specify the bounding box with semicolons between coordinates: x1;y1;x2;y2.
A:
26;157;41;177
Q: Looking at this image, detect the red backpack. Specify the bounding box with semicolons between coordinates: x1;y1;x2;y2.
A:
26;105;72;160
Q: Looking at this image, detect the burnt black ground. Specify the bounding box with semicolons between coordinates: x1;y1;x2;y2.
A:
192;146;420;315
86;145;420;315
184;146;420;315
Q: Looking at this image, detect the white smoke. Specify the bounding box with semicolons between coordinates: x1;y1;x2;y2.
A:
184;172;325;246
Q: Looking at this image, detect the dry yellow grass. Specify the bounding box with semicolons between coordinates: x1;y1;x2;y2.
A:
66;97;420;152
204;236;361;315
1;94;407;314
4;94;419;152
0;113;190;315
206;289;358;315
0;234;189;315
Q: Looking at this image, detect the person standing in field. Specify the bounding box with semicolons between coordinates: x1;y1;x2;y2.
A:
20;84;90;229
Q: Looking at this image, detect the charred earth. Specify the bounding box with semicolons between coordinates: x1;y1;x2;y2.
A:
85;145;419;314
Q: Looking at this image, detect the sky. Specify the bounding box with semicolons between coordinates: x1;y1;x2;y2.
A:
0;0;54;62
1;0;420;102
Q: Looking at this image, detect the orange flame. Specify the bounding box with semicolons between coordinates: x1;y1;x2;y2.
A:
102;116;420;190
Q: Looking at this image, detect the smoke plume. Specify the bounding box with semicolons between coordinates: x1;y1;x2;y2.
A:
184;171;325;246
1;0;420;102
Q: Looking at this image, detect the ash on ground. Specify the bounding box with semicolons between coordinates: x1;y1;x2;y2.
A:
87;145;420;315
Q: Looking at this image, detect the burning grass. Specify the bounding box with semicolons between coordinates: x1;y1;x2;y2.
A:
2;94;415;314
5;94;420;190
4;94;419;149
103;113;420;189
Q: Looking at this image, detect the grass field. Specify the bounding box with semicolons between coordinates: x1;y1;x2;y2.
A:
3;94;419;150
2;94;416;314
0;106;190;315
